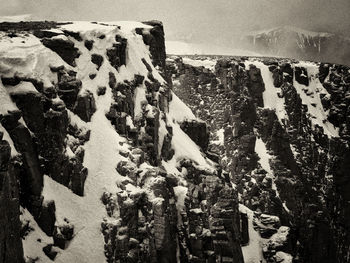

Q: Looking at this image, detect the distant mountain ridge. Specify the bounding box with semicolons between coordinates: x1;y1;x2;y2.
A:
243;26;350;65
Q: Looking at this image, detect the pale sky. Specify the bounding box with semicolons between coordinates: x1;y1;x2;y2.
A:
1;0;349;47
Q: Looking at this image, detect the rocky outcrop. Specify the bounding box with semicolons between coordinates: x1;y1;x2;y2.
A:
177;160;244;263
0;135;24;263
137;21;166;70
42;37;80;67
180;120;209;151
106;35;127;70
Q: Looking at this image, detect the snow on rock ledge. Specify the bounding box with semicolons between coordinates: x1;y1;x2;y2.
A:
0;21;244;263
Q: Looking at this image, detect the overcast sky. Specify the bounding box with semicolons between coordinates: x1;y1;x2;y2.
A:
1;0;349;47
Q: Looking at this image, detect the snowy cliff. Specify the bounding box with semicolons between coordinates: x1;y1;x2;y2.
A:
243;26;350;66
168;55;350;263
0;21;243;263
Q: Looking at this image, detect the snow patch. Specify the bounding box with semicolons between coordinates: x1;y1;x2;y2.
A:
255;137;272;174
293;61;339;138
240;204;266;263
168;91;197;122
246;60;289;125
21;207;54;262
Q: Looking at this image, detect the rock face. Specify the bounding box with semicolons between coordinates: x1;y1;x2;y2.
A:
168;55;350;263
0;21;243;263
0;136;24;263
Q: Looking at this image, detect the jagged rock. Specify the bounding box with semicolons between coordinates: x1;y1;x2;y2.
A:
91;53;104;70
43;244;58;260
108;72;116;89
240;212;249;245
63;30;82;41
73;90;96;122
180;120;209;151
272;68;284;88
160;133;174;161
35;200;56;236
263;226;292;261
247;64;265;107
53;222;74;249
0;139;24;263
116;161;138;183
1;111;43;203
57;69;82;109
33;29;62;38
106;35;127;70
295;66;309;86
41;37;80;66
319;63;330;83
280;63;293;84
138;21;166;70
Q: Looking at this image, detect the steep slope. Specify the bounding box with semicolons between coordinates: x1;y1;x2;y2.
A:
0;21;244;263
243;26;350;66
168;55;350;263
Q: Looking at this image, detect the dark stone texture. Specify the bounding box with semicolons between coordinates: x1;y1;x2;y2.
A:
73;90;96;122
295;66;309;86
33;29;62;38
1;111;43;201
0;139;24;263
139;21;166;70
57;69;82;110
97;86;106;96
168;55;350;262
91;53;104;70
41;37;80;67
84;39;94;51
43;244;58;260
63;30;82;41
240;212;249;245
180;120;209;151
36;200;56;236
106;35;127;70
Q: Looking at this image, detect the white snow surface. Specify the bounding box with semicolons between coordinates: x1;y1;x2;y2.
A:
293;61;338;138
0;33;68;87
240;204;266;263
245;59;289;125
255;137;272;174
212;128;225;145
275;251;293;263
182;57;216;71
168;91;197;122
21;207;55;262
